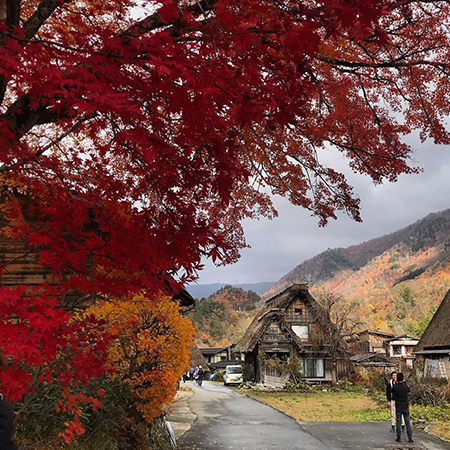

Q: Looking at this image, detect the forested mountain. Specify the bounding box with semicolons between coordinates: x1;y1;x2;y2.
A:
188;285;263;347
190;210;450;345
187;282;274;300
262;209;450;336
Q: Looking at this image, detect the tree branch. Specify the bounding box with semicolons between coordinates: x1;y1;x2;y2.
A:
0;0;21;104
122;0;219;39
1;93;69;139
22;0;67;40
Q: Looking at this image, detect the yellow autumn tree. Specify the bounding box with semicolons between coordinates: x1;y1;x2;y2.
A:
87;293;194;421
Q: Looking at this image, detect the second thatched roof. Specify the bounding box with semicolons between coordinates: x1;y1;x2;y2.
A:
188;345;210;371
414;288;450;354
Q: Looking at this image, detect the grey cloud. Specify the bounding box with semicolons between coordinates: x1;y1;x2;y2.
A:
196;139;450;285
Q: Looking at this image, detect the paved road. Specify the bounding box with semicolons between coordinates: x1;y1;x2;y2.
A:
178;381;331;450
172;381;450;450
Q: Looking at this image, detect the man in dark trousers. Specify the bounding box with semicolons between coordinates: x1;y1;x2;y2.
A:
197;365;205;386
0;394;17;450
391;372;413;443
386;371;405;432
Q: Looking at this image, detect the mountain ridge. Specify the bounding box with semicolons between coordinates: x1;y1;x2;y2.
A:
263;208;450;301
189;208;450;344
187;281;275;300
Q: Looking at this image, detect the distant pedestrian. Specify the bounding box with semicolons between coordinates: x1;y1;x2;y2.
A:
0;394;17;450
197;365;204;387
392;372;413;444
386;371;404;432
194;366;199;383
189;366;195;381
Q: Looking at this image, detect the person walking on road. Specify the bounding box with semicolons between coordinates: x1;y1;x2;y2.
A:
386;371;404;433
197;365;205;387
392;372;413;444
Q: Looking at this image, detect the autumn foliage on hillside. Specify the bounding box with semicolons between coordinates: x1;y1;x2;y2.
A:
190;286;261;346
303;212;450;336
264;210;450;338
313;248;450;337
2;0;450;446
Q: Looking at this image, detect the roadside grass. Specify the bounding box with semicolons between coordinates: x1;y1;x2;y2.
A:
410;402;450;442
243;390;389;422
429;421;450;442
242;389;450;442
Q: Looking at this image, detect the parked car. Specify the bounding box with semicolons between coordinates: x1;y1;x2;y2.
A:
223;365;243;386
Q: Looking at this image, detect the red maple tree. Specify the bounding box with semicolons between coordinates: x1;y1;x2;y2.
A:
0;0;449;418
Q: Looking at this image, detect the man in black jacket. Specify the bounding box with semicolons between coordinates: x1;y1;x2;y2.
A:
386;371;404;432
0;394;17;450
391;372;413;443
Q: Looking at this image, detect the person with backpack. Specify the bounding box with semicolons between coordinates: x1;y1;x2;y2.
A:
197;365;205;386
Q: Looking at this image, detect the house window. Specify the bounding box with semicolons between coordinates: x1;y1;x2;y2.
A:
424;359;440;378
265;333;286;341
265;366;283;378
292;325;308;339
294;308;303;315
302;359;324;378
393;345;402;356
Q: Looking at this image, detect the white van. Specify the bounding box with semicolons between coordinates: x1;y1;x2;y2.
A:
223;365;243;386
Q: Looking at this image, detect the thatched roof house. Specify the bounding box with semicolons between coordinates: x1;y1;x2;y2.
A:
235;309;307;355
236;284;349;386
414;289;450;379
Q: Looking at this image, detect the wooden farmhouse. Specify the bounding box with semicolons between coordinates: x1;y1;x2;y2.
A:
0;191;194;310
235;284;350;387
385;334;419;368
200;345;236;365
414;289;450;380
199;345;241;371
355;330;395;354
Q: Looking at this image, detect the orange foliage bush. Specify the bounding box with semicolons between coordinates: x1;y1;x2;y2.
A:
87;293;194;421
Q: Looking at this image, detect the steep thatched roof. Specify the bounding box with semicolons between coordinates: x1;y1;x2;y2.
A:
189;345;209;370
414;289;450;353
235;283;335;353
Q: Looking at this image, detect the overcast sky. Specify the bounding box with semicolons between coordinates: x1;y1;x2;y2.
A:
192;133;450;286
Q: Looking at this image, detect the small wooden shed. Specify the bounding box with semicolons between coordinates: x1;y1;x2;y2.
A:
356;330;395;354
